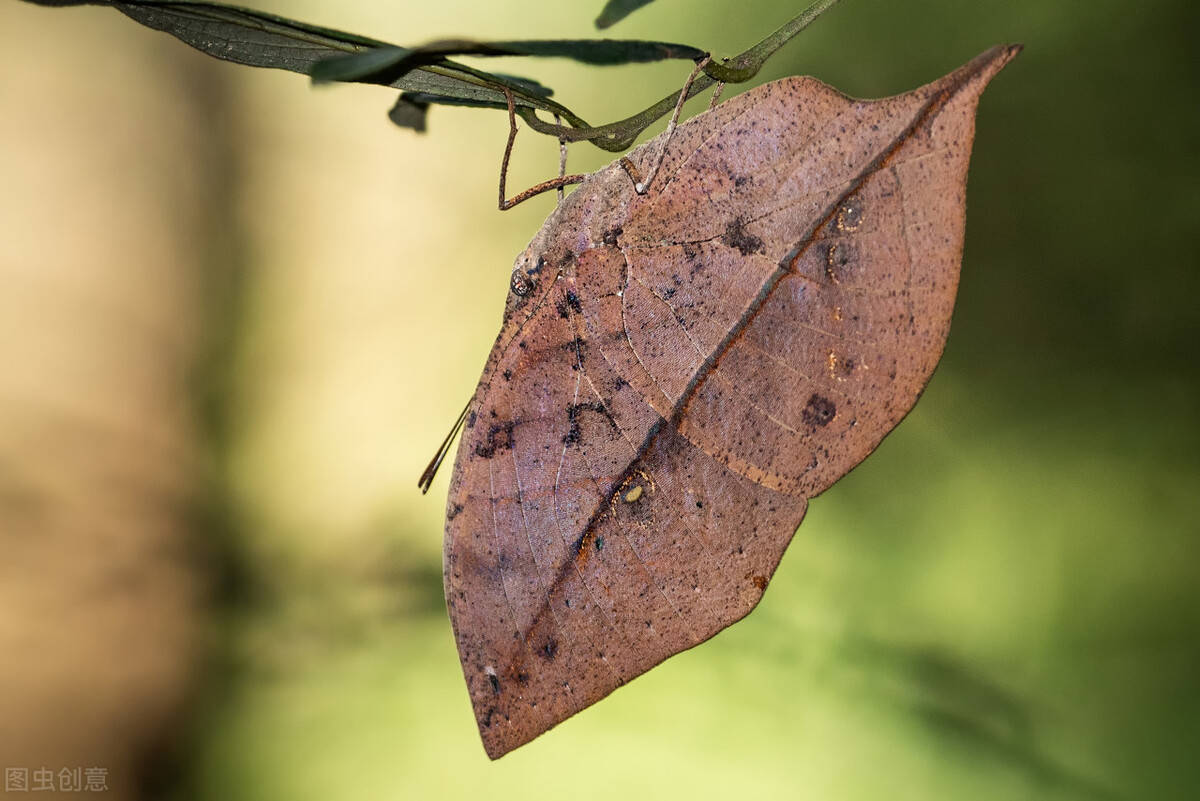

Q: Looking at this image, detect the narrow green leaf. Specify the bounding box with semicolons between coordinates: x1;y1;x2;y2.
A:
388;94;429;132
312;38;705;87
595;0;656;30
384;70;557;131
27;0;846;153
431;38;705;64
395;93;506;110
311;45;410;84
521;0;848;150
20;0;575;117
491;73;556;99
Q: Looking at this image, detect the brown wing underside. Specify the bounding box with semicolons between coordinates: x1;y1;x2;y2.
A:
444;45;1020;758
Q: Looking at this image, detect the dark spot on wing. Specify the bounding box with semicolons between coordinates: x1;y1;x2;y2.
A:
825;241;857;282
541;639;558;660
721;217;765;256
836;197;864;232
562;336;587;369
801;394;837;428
475;420;515;458
562;401;618;446
682;243;706;278
556;289;583;319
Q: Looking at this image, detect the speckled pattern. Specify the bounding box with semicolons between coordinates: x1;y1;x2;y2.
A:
443;45;1020;758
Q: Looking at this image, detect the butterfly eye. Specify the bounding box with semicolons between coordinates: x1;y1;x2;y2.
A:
510;271;534;297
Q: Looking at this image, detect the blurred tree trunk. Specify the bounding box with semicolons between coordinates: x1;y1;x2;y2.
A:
0;6;241;798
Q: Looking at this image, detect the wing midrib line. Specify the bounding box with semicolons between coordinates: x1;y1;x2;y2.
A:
497;53;988;706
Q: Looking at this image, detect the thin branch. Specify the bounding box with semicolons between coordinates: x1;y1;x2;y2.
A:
519;0;845;151
30;0;845;154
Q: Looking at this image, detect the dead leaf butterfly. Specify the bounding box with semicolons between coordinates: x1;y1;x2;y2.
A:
436;45;1019;758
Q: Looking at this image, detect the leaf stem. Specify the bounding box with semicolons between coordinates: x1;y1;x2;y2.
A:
31;0;844;153
519;0;845;151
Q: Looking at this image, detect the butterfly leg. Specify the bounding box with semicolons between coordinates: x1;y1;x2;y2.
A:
555;114;568;205
708;79;726;111
631;55;711;196
498;89;587;211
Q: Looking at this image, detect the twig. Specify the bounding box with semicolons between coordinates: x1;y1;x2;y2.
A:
517;0;846;152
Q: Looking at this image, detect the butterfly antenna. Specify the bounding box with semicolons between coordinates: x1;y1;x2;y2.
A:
418;400;471;494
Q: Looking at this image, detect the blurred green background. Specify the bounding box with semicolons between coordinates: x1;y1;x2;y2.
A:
1;1;1197;799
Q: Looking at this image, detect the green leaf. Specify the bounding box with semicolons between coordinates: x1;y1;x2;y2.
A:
20;0;576;117
387;94;429;132
595;0;656;29
312;38;706;87
27;0;848;152
387;70;557;124
310;45;411;84
521;0;848;150
381;67;560;132
412;38;706;64
491;74;556;99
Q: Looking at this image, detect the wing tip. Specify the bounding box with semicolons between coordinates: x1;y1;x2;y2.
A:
958;43;1024;87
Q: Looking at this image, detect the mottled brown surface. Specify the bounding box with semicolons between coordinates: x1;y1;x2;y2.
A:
444;45;1020;758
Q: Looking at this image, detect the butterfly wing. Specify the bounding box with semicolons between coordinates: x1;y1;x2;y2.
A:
444;44;1020;758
